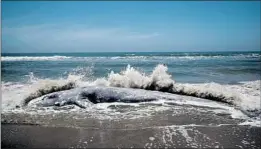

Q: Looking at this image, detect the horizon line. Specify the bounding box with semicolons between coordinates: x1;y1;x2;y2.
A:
1;50;260;54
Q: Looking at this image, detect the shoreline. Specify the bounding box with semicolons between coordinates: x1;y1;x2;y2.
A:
2;122;261;148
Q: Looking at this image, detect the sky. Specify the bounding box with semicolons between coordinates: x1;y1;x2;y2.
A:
2;1;261;53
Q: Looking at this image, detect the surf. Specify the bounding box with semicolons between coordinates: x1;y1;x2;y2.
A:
2;64;255;118
1;52;260;61
1;64;260;125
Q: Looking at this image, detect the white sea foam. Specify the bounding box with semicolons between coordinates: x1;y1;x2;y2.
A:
239;118;261;127
85;65;260;115
103;64;174;90
1;64;260;125
107;54;261;61
173;82;260;114
1;72;83;110
1;53;260;61
1;55;71;61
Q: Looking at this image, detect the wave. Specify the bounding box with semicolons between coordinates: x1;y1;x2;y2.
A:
172;82;260;117
1;55;71;61
91;65;260;116
105;64;175;91
2;53;260;61
2;64;260;119
108;54;261;60
1;72;83;110
23;82;75;106
111;54;260;60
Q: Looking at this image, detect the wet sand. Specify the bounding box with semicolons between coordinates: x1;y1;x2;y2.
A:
2;102;261;148
2;120;261;148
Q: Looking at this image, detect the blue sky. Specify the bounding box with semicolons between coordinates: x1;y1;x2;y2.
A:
2;1;260;53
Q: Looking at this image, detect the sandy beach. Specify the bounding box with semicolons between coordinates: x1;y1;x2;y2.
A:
2;123;260;148
2;104;261;148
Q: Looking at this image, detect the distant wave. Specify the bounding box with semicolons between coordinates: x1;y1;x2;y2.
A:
1;53;260;61
1;56;71;61
110;54;261;60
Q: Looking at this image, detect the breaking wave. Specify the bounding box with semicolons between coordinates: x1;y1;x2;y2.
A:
91;64;260;117
1;53;260;61
2;64;260;118
1;56;71;61
23;82;75;106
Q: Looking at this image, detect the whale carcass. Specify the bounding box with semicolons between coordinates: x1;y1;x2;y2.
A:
26;86;175;108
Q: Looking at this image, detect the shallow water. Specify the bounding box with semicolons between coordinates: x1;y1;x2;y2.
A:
1;51;260;129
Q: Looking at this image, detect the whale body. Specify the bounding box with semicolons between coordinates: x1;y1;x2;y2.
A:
26;86;175;108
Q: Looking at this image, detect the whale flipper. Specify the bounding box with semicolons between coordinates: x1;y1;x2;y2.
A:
73;100;87;109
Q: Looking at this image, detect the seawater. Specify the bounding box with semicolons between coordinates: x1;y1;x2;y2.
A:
2;51;260;84
1;51;260;127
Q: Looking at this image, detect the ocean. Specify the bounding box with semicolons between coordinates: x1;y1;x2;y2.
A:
1;51;261;148
2;51;260;83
